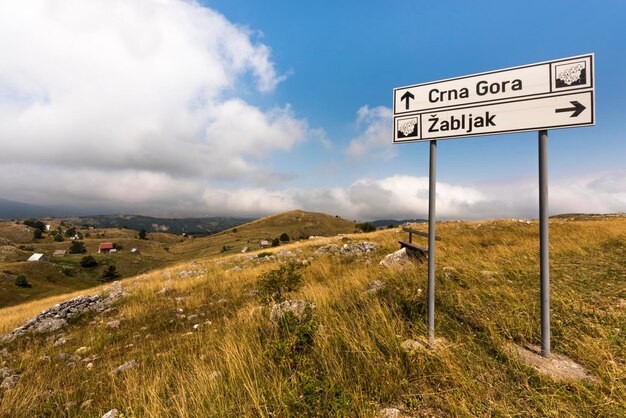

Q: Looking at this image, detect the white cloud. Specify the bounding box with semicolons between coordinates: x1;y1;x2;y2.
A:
346;106;394;159
0;0;306;183
2;164;622;220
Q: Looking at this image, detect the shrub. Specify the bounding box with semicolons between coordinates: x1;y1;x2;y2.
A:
101;265;120;282
64;227;76;237
24;219;45;231
15;275;31;288
69;241;87;254
53;233;64;242
279;232;290;242
138;229;147;240
257;263;303;304
257;252;273;258
232;228;238;233
33;229;43;239
272;237;280;247
356;222;376;233
221;245;232;253
80;255;98;268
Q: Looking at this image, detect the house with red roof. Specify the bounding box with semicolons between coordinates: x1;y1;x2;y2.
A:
98;242;114;254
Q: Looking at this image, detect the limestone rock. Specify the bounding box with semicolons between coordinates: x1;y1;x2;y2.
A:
270;300;316;324
0;367;13;379
379;408;401;418
315;244;339;255
1;286;127;343
33;318;67;334
101;409;119;418
0;374;20;389
105;320;121;329
365;280;386;295
111;359;139;375
379;248;410;268
401;339;425;354
156;287;172;295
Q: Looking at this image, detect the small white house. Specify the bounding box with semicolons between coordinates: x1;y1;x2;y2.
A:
259;240;270;248
241;246;249;253
52;250;66;257
27;253;47;262
45;225;51;231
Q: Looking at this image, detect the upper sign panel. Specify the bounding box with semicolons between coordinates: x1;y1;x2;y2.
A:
393;54;593;115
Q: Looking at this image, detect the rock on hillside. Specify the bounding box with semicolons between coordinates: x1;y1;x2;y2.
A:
1;283;128;343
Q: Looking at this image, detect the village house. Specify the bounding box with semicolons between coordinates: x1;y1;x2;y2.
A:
98;242;114;254
52;250;66;257
27;253;47;262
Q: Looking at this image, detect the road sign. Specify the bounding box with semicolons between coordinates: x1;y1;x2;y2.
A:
393;54;594;142
392;54;596;358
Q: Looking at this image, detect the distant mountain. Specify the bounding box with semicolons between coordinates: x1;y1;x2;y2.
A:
63;214;256;235
369;218;428;228
0;198;67;219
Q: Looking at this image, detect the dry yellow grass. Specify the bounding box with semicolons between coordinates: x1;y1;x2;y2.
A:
0;217;623;417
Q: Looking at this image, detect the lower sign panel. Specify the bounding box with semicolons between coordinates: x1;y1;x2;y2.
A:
393;91;594;142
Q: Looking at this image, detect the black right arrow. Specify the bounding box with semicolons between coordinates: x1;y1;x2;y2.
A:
555;101;586;117
400;91;415;110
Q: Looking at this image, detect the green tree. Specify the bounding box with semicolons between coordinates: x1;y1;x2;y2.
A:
53;233;64;242
69;241;87;254
15;275;31;288
138;229;147;240
272;237;280;247
33;229;43;239
64;227;76;237
279;232;290;242
256;263;303;304
80;255;98;268
101;265;120;282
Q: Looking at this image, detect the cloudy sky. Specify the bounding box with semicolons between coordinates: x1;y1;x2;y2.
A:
0;0;624;220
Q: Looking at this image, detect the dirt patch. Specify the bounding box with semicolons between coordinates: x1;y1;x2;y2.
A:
505;343;598;382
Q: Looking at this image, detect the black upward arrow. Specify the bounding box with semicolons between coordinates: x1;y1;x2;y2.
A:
400;91;415;110
555;101;586;118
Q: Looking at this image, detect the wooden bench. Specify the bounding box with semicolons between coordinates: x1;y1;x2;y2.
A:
398;227;440;259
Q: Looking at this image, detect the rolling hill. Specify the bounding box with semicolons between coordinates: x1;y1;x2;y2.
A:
169;210;357;257
0;211;357;308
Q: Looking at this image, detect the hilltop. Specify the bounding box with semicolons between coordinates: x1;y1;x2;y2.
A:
0;216;623;416
169;210;357;257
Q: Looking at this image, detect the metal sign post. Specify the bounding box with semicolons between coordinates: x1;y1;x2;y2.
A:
539;130;550;357
428;140;437;343
392;54;594;358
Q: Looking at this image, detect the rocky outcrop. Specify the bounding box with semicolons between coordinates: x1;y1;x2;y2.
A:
1;283;127;343
315;241;379;256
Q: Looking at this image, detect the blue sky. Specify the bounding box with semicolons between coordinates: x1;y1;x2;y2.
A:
0;1;624;220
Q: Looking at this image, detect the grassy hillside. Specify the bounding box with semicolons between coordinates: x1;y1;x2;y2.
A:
0;211;356;308
170;210;357;257
0;216;623;416
0;223;183;308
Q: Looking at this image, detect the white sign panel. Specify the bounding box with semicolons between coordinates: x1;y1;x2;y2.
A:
393;54;594;142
